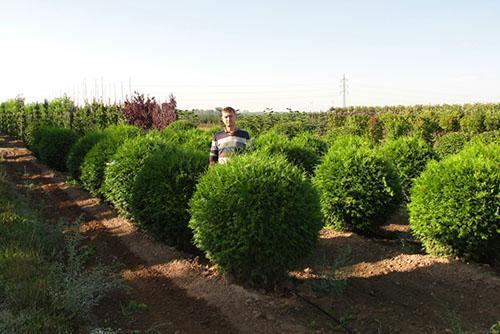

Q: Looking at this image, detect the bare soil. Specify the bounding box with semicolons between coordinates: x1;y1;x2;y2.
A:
1;134;498;334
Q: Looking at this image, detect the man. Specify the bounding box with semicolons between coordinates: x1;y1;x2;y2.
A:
209;106;252;165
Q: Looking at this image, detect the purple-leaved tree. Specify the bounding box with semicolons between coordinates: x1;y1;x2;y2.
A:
122;92;177;130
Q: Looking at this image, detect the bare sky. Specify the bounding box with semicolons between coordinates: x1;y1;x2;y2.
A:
1;0;499;111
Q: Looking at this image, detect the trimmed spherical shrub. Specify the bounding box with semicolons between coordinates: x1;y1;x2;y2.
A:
467;130;499;146
167;119;197;131
290;132;328;157
313;135;402;233
408;143;499;261
255;131;320;176
270;121;311;138
102;132;172;216
34;126;79;171
80;125;141;196
433;132;470;160
381;136;435;202
130;147;207;250
66;130;106;179
189;152;322;286
161;128;212;152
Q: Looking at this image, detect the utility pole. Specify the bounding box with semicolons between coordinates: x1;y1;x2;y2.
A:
340;74;348;108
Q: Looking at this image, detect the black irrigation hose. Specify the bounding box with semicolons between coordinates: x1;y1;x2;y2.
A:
293;291;355;334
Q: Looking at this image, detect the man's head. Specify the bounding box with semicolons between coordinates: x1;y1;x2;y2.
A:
221;106;236;133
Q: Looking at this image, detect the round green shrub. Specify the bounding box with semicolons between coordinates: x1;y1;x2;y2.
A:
460;110;485;134
291;132;328;157
66;130;106;179
408;143;499;261
255;131;319;176
381;136;435;202
270;121;311;138
161;128;212;152
167;119;197;131
467;130;499;146
379;112;412;140
433;132;470;160
80;125;141;196
313;135;402;233
189;152;322;286
130;147;207;250
102;132;172;216
35;127;79;171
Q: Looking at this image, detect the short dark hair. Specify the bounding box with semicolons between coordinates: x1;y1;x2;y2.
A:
222;106;236;114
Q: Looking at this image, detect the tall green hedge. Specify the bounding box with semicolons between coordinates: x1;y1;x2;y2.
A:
409;142;500;261
66;130;106;179
189;152;322;286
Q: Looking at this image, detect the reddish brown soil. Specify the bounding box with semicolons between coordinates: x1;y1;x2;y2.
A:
1;134;499;334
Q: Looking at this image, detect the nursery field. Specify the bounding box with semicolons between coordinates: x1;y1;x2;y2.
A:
1;133;499;333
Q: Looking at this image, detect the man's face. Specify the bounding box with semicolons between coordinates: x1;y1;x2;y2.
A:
222;110;236;131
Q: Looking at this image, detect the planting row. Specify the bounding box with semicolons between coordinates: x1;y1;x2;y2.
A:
18;120;499;286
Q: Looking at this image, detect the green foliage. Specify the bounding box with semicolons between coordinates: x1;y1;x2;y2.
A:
408;143;500;261
433;132;470;160
313;135;402;233
102;132;172;216
167;119;197;131
66;130;106;179
0;169;119;333
467;130;500;146
189;152;322;286
381;136;435;202
290;132;328;157
33;127;79;171
344;114;370;137
460;110;486;134
130;147;207;250
161;127;212;152
412;110;440;143
270;121;311;138
379;112;412;140
80;125;141;196
255;131;320;175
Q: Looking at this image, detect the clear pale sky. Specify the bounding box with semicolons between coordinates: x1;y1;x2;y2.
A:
1;0;499;111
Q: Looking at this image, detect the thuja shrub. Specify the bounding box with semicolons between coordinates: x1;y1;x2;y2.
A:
102;132;172;216
80;125;141;196
167;119;197;131
467;130;500;146
460;110;485;134
313;135;402;233
290;132;328;157
381;136;435;202
66;130;106;179
408;143;500;261
379;112;412;140
255;131;320;176
433;132;470;160
34;127;79;171
270;121;311;138
189;152;322;286
161;127;212;152
130;147;207;250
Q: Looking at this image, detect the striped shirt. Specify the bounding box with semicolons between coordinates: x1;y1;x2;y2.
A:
210;128;252;164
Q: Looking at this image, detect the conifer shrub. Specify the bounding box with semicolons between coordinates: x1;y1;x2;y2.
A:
467;130;500;146
460;110;485;134
255;131;319;175
291;132;328;157
130;147;207;250
80;125;141;196
189;152;322;286
379;112;412;140
484;110;500;131
433;132;470;160
167;119;197;131
66;130;106;179
34;127;79;171
270;121;311;138
102;132;172;216
161;127;212;152
381;136;435;202
313;135;402;233
408;143;500;261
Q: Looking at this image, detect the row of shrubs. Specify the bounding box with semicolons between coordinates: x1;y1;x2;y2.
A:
17;120;500;286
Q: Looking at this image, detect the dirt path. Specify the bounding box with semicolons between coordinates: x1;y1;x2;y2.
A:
1;134;499;334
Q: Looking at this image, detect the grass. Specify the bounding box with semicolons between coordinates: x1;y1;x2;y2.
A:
0;166;121;333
